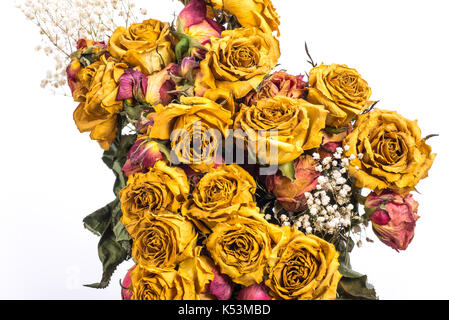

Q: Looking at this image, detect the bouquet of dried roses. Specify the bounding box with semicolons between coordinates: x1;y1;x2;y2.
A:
20;0;436;300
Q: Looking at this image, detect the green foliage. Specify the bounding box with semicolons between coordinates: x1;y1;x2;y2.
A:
83;122;136;289
278;161;296;181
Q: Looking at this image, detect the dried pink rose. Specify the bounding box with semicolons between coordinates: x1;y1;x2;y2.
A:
122;137;164;177
266;154;320;212
365;190;420;251
117;69;148;102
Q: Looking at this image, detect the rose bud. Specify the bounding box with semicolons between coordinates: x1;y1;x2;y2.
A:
120;265;136;300
117;69;148;102
180;57;200;83
237;284;272;300
365;190;420;251
178;0;224;45
245;72;307;106
266;154;320;212
207;268;234;300
145;63;181;105
121;137;164;177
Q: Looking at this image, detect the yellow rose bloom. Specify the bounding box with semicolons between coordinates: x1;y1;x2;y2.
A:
233;96;328;165
131;212;198;269
108;19;175;75
205;208;283;286
344;109;436;195
209;0;280;35
149;96;233;173
119;161;190;234
130;248;214;300
307;64;373;128
196;27;280;99
73;55;127;150
265;227;342;300
182;164;257;233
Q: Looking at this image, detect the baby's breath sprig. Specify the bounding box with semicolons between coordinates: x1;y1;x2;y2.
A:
16;0;148;93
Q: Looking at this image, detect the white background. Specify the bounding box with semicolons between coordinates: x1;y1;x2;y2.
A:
0;0;448;299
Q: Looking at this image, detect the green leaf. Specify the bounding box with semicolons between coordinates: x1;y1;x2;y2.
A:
338;275;378;300
338;264;364;279
278;161;296;181
84;199;132;289
83;200;117;236
175;37;191;63
84;225;128;289
324;126;349;135
124;103;148;121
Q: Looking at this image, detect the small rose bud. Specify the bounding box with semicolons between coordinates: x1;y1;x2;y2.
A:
120;265;136;300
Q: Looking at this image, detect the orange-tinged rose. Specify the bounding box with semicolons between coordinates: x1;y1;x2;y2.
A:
344;109;436;195
108;19;175;75
131;212;198;268
233;97;328;165
205;207;283;286
307;64;373;128
266;155;320;212
196;27;280;99
265;227;342;300
182;164;257;232
72;55;127;150
119;161;190;233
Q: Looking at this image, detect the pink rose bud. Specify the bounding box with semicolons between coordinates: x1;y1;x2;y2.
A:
178;0;223;45
117;69;148;102
365;190;420;251
122;137;164;177
180;57;200;83
208;268;234;300
120;265;136;300
237;284;272;300
266;154;320;212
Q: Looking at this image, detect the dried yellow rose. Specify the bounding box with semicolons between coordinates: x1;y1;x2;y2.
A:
344;109;436;195
265;226;342;300
108;19;175;75
182;164;257;233
73;55;127;150
195;27;280;99
307;64;373;128
233;96;328;165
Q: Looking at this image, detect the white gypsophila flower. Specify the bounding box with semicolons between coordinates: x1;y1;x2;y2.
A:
16;0;148;93
312;152;320;160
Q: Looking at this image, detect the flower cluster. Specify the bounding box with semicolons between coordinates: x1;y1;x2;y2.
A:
26;0;437;300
